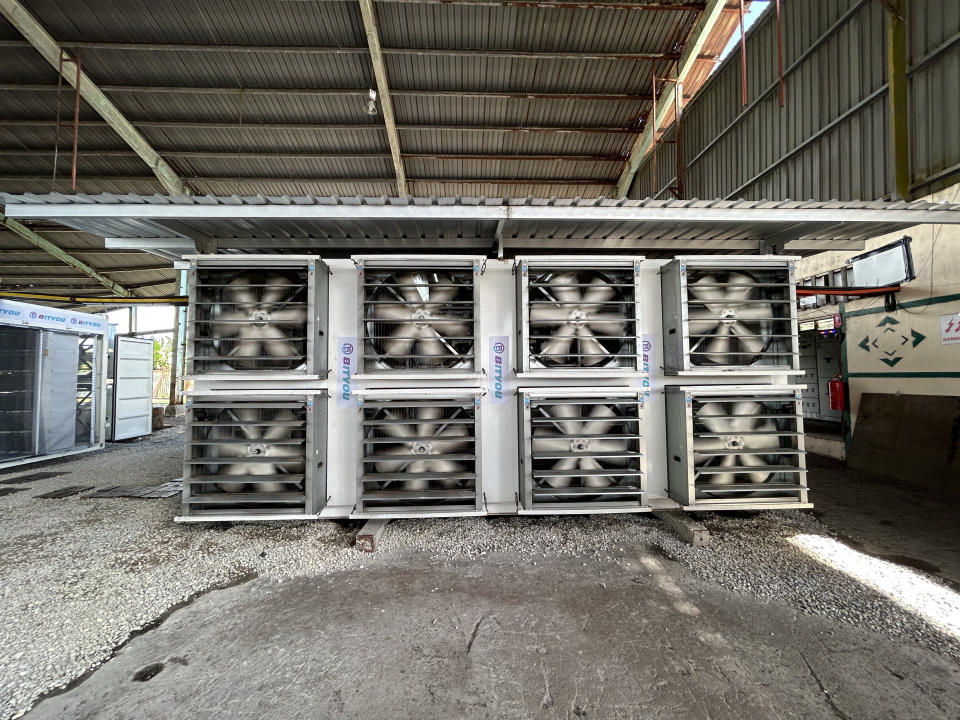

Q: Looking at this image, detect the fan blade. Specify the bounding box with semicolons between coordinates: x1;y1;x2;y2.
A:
586;403;618;436
541;457;577;488
532;433;573;454
380;410;414;440
428;277;458;305
719;272;757;302
547;273;582;304
687;306;723;335
226;338;264;364
260;274;300;305
688;274;726;303
431;437;471;456
375;302;414;322
383;324;417;357
732;302;774;320
696;402;733;434
590;438;629;466
579;456;614;487
576;326;609;366
263;334;301;359
424;458;465;477
543;404;580;436
417;404;443;439
222;277;259;310
406;459;428;474
584;313;626;334
270;307;308;325
739;452;772;483
706;453;738;485
693;435;726;461
215;442;250;458
704;325;732;363
373;447;408;474
538;331;573;362
580;277;615;311
530;305;572;325
262;412;299;441
744;424;782;451
730;322;766;355
403;466;430;491
396;273;428;304
417;336;450;361
425;313;470;339
730;401;764;432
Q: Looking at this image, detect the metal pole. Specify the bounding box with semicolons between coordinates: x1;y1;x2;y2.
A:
70;50;80;190
651;61;658;196
775;0;785;107
885;0;910;200
167;303;180;407
738;0;747;107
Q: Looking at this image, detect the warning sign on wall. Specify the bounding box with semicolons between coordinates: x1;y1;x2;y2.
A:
941;313;960;345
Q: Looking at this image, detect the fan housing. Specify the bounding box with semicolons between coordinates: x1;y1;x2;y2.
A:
182;395;326;519
519;390;646;512
665;386;809;509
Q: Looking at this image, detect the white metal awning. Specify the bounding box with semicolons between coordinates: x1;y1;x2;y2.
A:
4;193;960;257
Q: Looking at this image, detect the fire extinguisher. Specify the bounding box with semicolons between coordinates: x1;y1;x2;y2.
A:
828;376;845;411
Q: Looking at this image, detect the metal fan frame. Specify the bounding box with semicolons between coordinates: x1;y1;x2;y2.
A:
515;256;644;375
354;389;483;517
517;388;647;514
185;255;328;381
665;385;810;510
179;393;327;521
660;255;801;375
355;255;483;377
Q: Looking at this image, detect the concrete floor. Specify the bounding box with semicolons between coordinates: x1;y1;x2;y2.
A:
25;554;960;720
6;446;960;720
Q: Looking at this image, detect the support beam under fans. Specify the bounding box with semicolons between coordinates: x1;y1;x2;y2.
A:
0;0;190;196
614;0;727;198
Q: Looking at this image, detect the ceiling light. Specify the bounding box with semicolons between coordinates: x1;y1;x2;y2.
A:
365;89;378;116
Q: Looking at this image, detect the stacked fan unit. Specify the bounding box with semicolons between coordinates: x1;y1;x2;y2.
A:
186;255;328;379
515;257;643;374
665;386;809;509
354;256;483;516
660;256;808;510
518;389;646;513
514;257;647;513
183;396;326;518
660;256;800;375
180;255;329;521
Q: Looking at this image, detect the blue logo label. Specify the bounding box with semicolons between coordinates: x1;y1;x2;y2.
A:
336;336;358;407
488;336;509;404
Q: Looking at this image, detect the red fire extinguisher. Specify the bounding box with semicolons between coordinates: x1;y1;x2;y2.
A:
828;376;845;411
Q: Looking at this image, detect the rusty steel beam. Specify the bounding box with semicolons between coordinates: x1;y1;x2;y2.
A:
0;82;656;102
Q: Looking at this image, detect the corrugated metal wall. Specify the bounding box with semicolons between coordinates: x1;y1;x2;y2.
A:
629;0;960;201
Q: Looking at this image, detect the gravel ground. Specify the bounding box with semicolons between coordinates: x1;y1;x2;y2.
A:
0;429;958;719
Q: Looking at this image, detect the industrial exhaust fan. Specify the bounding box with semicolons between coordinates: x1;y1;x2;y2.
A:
660;256;799;374
515;257;642;373
518;389;646;512
357;392;482;516
665;386;809;509
182;396;326;519
358;256;481;374
186;255;328;378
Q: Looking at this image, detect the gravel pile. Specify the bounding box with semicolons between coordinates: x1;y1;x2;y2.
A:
1;430;958;719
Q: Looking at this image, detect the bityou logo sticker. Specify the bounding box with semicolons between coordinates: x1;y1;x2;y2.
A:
493;341;505;354
340;342;354;354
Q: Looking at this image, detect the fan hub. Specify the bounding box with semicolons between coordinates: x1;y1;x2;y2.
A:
246;443;268;457
570;438;591;453
725;435;744;450
568;308;588;327
720;308;737;326
249;309;269;326
411;441;432;455
411;307;431;327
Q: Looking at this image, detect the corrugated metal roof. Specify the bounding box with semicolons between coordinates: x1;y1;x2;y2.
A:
5;193;959;259
0;0;745;199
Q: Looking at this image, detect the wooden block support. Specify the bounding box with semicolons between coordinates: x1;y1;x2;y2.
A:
653;510;712;547
356;518;390;553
